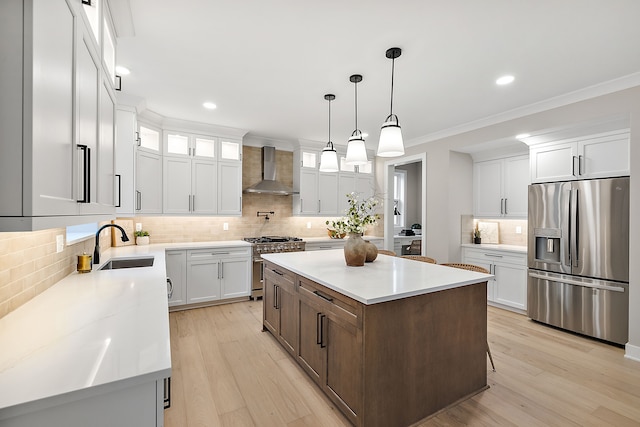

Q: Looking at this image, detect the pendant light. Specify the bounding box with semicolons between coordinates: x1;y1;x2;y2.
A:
345;74;368;166
319;94;339;172
377;47;405;157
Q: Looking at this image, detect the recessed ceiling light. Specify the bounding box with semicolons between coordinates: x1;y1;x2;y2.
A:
515;133;530;140
115;65;130;75
203;102;217;110
496;75;515;85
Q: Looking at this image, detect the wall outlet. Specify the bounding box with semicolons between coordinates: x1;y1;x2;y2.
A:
56;235;64;253
306;222;311;229
223;222;229;231
515;226;522;234
135;223;142;232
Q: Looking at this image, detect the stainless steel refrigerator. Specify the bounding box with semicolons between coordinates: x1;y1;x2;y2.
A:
527;177;629;345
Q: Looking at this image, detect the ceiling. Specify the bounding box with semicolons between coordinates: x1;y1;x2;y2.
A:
114;0;640;150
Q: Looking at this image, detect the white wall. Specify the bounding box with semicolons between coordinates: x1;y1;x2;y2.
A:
385;85;640;358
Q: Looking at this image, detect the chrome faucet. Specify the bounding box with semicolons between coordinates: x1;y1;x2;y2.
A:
94;224;130;265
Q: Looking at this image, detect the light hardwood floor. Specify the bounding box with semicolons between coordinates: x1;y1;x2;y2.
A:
165;301;640;427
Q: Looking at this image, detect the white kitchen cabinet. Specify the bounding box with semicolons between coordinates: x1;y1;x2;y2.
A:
318;172;339;214
530;130;629;183
136;150;163;214
95;79;116;212
295;148;375;216
162;155;215;215
474;155;528;218
218;161;242;214
0;0;118;231
166;250;187;307
462;246;527;313
168;246;251;308
115;107;137;215
162;131;240;215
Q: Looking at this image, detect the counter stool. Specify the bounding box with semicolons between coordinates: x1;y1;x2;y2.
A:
377;249;397;256
400;255;436;264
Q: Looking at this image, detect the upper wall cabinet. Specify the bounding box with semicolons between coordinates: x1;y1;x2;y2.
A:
162;131;242;215
529;130;630;183
474;155;529;218
0;0;116;231
293;147;375;216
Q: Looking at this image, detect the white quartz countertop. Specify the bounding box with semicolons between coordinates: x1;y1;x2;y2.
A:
303;236;382;243
0;244;175;419
262;250;493;305
461;243;527;254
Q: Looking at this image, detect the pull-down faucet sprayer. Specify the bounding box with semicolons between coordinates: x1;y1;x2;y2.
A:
94;224;130;265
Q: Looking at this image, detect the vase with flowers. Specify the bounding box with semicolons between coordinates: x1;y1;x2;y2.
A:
473;224;481;244
327;193;380;266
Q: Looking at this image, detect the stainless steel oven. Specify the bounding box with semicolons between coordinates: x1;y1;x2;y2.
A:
244;236;305;299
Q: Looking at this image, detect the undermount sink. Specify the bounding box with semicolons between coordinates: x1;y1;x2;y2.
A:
99;256;155;270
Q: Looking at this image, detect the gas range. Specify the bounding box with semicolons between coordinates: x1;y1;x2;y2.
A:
244;236;305;300
243;236;306;257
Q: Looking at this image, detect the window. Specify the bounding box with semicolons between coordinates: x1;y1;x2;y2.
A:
394;170;406;228
66;222;98;245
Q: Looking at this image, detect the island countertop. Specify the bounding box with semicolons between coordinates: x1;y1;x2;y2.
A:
261;249;493;305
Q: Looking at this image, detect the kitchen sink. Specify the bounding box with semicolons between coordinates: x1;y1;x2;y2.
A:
99;256;155;270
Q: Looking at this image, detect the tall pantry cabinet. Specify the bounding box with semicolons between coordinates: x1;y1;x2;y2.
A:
0;0;118;231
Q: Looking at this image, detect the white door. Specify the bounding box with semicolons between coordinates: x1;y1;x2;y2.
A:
530;142;577;183
187;259;221;304
163;156;191;214
338;174;355;214
503;155;529;217
299;170;319;214
355;174;374;201
94;80;115;214
192;160;217;214
166;250;187;307
115;108;136;215
318;172;339;215
474;159;502;217
135;150;163;213
579;133;629;179
29;0;77;216
218;161;242;214
220;258;250;298
494;263;527;311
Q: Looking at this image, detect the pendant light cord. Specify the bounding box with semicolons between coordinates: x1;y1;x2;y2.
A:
328;97;331;142
390;56;395;116
354;80;358;131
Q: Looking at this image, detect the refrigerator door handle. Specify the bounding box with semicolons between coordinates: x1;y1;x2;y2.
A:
564;188;572;267
570;188;579;268
528;272;625;292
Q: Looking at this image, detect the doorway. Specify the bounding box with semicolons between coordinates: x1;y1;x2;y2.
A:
383;153;427;253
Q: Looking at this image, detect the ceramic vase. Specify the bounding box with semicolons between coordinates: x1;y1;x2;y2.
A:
136;236;150;245
364;240;378;262
344;233;367;266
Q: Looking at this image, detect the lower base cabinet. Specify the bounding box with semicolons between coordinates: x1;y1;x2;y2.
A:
1;378;168;427
165;246;251;310
263;260;487;427
462;246;527;312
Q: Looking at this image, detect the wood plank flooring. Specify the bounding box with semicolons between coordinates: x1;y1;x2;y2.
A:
165;301;640;427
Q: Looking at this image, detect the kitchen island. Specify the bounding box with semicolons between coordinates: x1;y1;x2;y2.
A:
261;250;493;427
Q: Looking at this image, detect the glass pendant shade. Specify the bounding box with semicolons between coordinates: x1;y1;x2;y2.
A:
377;114;404;157
319;142;339;172
377;47;405;158
346;132;368;166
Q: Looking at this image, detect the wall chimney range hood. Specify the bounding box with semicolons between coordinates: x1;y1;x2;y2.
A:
243;146;297;196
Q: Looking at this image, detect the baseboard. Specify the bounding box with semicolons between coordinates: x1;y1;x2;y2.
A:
624;342;640;362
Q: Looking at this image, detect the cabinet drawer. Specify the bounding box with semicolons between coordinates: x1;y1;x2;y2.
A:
298;277;362;328
463;248;526;266
187;247;250;260
264;263;296;291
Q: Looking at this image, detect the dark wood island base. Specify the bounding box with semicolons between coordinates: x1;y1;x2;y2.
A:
262;259;488;427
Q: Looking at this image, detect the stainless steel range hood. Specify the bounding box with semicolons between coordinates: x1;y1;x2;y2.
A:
243;146;297;195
